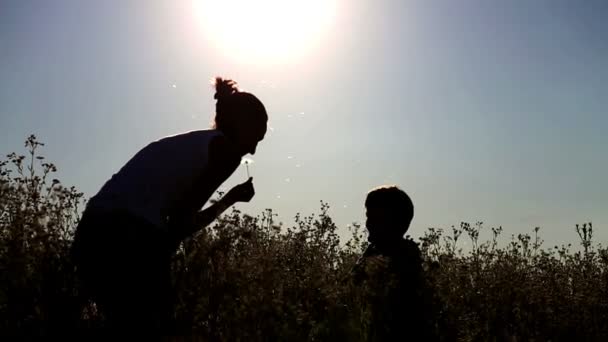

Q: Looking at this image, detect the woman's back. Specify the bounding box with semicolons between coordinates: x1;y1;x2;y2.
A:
88;129;226;229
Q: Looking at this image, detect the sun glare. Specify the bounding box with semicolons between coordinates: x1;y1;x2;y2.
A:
193;0;337;64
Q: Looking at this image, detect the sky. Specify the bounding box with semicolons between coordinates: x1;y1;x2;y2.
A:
1;0;607;247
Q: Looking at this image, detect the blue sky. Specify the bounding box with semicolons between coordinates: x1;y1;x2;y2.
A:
1;0;607;247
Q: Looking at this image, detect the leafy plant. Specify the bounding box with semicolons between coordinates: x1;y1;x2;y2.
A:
1;136;607;341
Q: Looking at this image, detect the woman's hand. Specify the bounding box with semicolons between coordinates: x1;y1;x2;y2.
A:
225;177;255;204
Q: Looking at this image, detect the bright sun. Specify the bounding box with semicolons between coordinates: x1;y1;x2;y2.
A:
193;0;337;64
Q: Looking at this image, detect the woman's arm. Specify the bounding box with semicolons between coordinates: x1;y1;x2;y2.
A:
172;177;254;242
169;134;253;243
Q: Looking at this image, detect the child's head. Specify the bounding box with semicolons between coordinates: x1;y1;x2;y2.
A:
212;77;268;156
365;185;414;245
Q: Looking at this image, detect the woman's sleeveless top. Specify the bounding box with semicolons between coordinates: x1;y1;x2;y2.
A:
87;129;224;230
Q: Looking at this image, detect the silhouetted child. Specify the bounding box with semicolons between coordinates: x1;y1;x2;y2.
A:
71;77;268;336
353;185;436;341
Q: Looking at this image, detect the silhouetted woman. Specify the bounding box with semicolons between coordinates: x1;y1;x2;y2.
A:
71;77;268;335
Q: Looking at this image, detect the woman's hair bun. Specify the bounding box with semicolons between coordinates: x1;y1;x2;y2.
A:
213;77;239;100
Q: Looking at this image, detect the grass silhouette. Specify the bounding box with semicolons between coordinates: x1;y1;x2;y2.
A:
1;135;607;340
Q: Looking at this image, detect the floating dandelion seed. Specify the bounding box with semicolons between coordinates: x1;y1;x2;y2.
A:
285;178;291;183
172;84;177;88
276;194;281;199
287;156;293;160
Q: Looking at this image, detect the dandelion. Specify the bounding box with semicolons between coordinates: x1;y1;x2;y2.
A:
241;158;254;178
267;126;275;137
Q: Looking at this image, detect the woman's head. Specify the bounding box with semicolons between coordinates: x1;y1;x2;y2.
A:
212;77;268;156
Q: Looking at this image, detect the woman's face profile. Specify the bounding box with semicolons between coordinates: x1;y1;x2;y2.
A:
235;119;267;156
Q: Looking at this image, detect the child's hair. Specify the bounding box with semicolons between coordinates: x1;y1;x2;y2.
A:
212;77;267;136
365;185;414;235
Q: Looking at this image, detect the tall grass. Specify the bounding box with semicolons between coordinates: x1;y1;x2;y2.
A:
1;136;607;340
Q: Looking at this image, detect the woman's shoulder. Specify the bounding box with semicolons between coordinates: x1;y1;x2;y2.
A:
157;129;223;141
149;129;223;151
176;129;224;141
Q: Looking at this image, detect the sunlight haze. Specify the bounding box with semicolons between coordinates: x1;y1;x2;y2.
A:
192;0;338;65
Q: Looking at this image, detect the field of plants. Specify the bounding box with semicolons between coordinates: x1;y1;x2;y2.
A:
1;136;607;340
